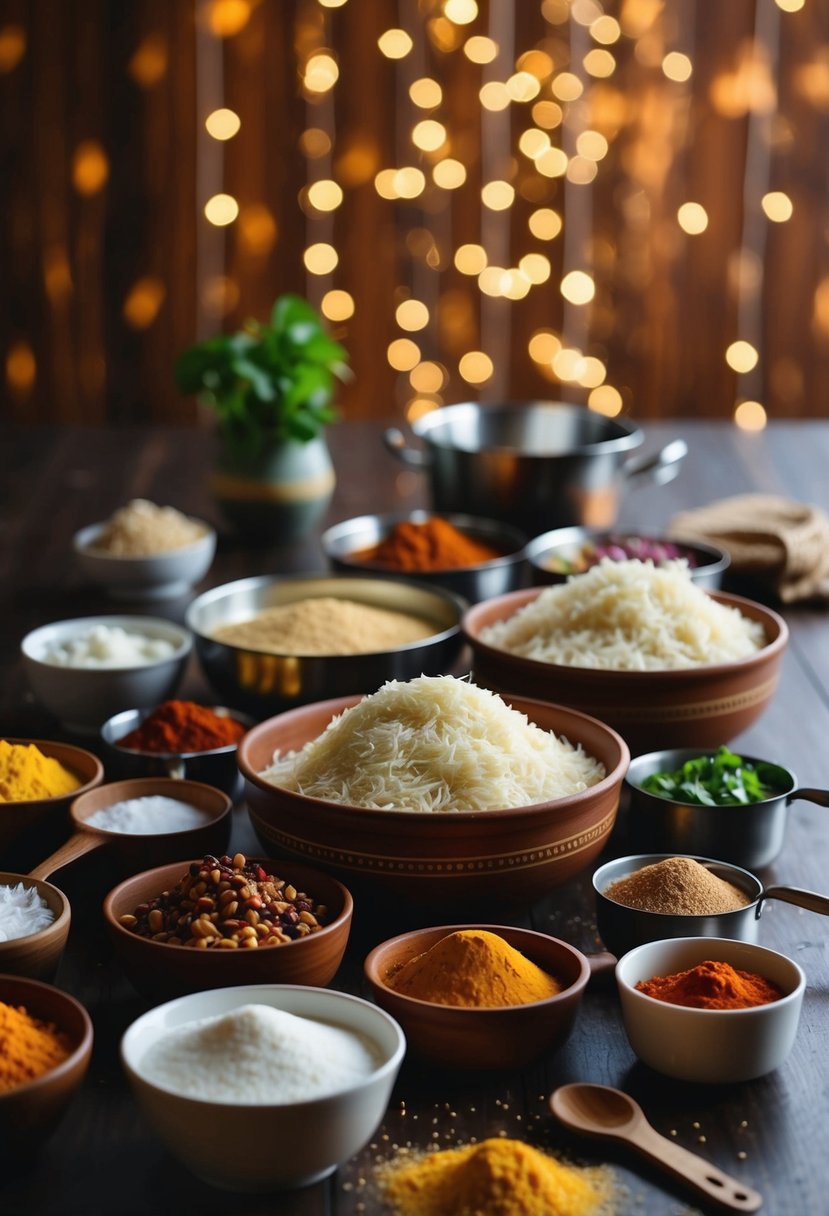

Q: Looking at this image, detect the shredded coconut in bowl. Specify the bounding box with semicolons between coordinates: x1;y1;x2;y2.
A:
259;674;605;811
479;558;766;671
41;624;178;668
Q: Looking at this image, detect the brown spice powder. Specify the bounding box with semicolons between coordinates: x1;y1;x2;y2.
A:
212;596;435;655
603;856;750;916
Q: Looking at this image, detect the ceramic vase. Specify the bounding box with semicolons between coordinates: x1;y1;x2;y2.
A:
211;435;336;542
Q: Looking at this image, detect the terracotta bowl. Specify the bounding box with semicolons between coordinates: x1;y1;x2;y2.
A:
463;588;788;755
238;695;629;905
364;923;600;1070
0;974;93;1158
0;872;71;980
0;739;104;865
103;857;353;1001
28;777;234;885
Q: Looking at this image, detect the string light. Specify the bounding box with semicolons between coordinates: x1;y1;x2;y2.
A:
205;108;240;140
28;2;821;430
204;193;238;225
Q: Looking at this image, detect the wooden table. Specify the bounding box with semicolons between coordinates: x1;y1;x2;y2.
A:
1;419;827;1214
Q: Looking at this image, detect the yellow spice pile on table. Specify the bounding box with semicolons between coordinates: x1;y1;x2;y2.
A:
378;1137;615;1216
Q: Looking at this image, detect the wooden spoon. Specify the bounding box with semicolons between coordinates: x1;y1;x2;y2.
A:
550;1083;762;1212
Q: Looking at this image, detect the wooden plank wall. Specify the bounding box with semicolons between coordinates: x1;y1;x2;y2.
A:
2;0;828;427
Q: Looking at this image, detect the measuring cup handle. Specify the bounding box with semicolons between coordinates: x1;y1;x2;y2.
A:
622;438;688;487
787;787;829;809
28;831;108;881
383;426;432;468
760;885;829;918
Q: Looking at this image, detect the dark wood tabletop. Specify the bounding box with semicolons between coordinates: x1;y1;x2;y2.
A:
1;418;827;1216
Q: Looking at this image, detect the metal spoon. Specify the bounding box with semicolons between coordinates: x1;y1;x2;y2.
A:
550;1083;762;1212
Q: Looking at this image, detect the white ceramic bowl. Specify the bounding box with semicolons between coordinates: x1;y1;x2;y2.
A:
73;521;216;601
21;616;192;734
120;984;405;1192
615;937;805;1083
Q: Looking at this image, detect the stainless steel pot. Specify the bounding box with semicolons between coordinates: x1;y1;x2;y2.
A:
625;748;829;871
384;401;687;533
593;853;829;956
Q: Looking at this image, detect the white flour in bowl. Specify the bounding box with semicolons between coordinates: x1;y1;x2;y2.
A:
138;1004;380;1102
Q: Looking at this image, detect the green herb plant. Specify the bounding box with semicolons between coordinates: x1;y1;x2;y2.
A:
175;294;349;460
640;746;787;806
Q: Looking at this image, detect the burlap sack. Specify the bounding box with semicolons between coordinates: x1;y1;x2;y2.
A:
671;494;829;604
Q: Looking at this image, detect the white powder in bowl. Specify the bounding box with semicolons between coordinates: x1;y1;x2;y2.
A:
0;882;56;942
41;624;178;668
86;796;214;835
139;1004;380;1103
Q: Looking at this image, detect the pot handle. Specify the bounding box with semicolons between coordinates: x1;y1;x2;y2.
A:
757;884;829;920
383;426;432;468
787;787;829;810
622;438;688;487
586;950;617;980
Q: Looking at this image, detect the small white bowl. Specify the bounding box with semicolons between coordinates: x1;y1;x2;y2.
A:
615;937;805;1083
21;616;192;734
74;521;216;601
120;984;405;1192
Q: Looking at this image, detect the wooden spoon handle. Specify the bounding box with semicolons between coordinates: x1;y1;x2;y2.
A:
29;831;107;881
628;1120;763;1212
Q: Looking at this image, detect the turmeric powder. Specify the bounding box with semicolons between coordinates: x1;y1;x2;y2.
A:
378;1137;615;1216
0;1000;72;1092
388;929;562;1007
0;740;81;802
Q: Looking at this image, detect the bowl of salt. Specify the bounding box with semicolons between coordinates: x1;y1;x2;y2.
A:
27;777;233;885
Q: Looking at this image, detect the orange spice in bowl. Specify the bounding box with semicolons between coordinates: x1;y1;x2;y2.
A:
353;516;505;571
636;959;783;1009
116;700;247;753
0;999;72;1093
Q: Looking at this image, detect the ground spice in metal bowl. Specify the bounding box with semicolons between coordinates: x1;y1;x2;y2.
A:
212;596;436;656
603;856;751;916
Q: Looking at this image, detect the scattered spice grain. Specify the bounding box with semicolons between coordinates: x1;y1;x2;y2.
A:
603;856;750;916
212;596;435;655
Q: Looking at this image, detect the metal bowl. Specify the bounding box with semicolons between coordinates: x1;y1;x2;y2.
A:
101;706;255;801
384;401;687;533
526;527;730;589
625;747;829;871
593;853;829;957
321;511;528;604
186;573;467;716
